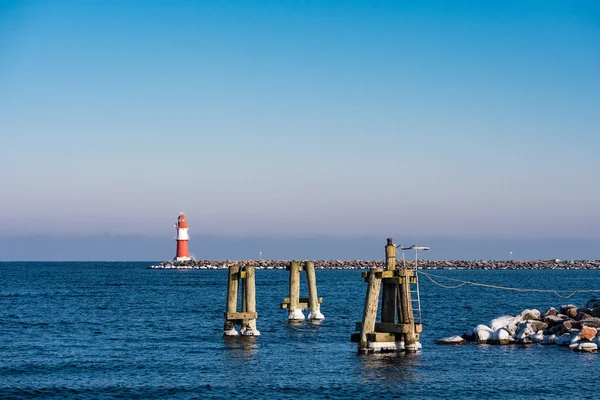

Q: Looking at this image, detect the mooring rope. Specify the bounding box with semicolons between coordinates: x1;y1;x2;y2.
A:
419;270;600;299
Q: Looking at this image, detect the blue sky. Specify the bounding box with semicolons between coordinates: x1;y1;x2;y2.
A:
1;1;599;259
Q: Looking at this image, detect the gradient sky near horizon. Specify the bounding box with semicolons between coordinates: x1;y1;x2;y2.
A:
1;0;599;239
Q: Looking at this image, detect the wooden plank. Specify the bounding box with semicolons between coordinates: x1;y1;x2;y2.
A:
374;322;411;334
382;277;402;284
381;270;396;278
280;302;309;309
239;271;247;279
367;332;397;342
415;323;423;333
225;312;258;320
281;297;322;304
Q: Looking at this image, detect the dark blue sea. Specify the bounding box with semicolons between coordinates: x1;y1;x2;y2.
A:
2;262;600;399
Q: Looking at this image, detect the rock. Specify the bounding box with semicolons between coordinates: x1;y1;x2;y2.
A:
473;325;494;343
548;324;566;336
461;332;476;342
575;312;593;321
567;307;579;318
506;323;518;335
492;328;513;345
542;307;558;318
515;322;536;343
555;333;573;346
544;315;564;327
570;342;598;352
563;320;582;331
520;309;541;321
436;335;466;345
591;308;600;318
577;307;594;315
585;297;600;309
569;343;578;351
529;332;544;343
490;315;514;331
542;334;556;345
560;304;577;315
529;321;548;332
581;317;600;328
581;326;597;341
570;332;582;344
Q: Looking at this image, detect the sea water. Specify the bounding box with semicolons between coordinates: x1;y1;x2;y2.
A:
2;262;600;399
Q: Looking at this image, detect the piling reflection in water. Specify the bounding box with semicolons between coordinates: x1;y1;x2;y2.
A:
222;336;259;364
357;352;423;384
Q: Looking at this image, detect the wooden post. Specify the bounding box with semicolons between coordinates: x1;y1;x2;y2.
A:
398;268;417;350
360;267;383;352
305;261;324;320
381;238;397;323
224;265;240;336
241;266;260;336
288;261;304;320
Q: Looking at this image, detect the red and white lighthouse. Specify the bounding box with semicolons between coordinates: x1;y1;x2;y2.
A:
174;212;191;261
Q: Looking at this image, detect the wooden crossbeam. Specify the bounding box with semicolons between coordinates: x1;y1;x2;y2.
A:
367;332;398;342
355;321;417;334
280;302;309;309
224;312;258;321
281;297;322;304
362;269;416;282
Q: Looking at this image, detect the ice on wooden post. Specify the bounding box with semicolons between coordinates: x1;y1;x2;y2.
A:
288;261;305;320
351;238;424;353
223;265;259;337
305;261;324;320
241;266;260;336
359;267;383;352
223;265;240;336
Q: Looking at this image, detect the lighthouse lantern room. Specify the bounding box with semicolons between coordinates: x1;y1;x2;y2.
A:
174;212;191;261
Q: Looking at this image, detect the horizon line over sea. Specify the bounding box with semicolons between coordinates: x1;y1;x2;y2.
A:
0;234;599;262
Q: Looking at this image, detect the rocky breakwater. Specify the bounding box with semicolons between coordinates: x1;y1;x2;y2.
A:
149;259;600;270
437;297;600;352
149;259;384;270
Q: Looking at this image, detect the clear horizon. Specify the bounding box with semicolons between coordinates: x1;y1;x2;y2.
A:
1;234;599;261
1;1;599;260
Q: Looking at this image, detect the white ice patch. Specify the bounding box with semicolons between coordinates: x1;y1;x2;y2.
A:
529;332;544;343
493;328;512;344
308;304;325;320
473;325;494;343
223;328;239;336
490;316;514;331
570;342;598;352
367;341;406;352
405;342;421;352
288;308;305;321
241;328;261;336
